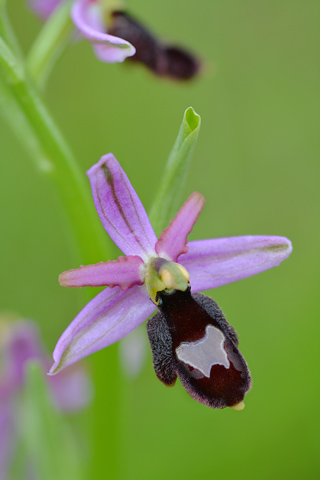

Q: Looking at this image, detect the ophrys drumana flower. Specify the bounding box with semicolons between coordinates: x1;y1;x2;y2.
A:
52;154;292;409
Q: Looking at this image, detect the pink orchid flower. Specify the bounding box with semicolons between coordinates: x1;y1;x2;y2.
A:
51;154;292;409
0;320;92;476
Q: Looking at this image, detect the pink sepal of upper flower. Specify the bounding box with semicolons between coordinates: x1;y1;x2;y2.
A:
59;255;144;289
71;0;136;63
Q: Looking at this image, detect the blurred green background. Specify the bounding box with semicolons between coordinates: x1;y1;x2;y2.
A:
1;0;319;479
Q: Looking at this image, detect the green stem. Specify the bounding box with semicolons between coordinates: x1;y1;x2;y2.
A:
0;77;47;167
90;344;121;480
0;0;23;59
27;0;74;88
22;361;86;480
0;36;107;263
0;36;121;479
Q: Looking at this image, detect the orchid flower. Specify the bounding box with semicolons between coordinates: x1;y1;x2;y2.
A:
0;320;92;477
29;0;199;78
52;154;292;410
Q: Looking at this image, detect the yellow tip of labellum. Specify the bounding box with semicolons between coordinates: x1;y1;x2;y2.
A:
231;401;245;411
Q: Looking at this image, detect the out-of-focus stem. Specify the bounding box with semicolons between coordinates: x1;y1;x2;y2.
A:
0;35;121;480
0;36;108;264
27;0;74;88
0;0;22;57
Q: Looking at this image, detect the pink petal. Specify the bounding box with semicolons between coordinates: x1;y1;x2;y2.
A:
87;154;157;260
155;192;205;261
59;255;144;289
50;285;156;374
71;0;136;63
179;235;293;292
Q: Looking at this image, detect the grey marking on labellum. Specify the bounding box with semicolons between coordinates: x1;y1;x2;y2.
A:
175;325;230;377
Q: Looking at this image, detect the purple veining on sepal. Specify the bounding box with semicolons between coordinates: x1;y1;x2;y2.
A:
60;255;144;289
71;0;136;63
87;154;157;260
180;235;293;292
155;192;205;261
50;285;156;373
28;0;63;19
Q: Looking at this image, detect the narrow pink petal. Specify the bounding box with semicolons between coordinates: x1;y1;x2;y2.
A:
59;255;144;289
87;154;157;259
179;235;293;292
71;0;136;63
155;192;205;261
49;285;156;374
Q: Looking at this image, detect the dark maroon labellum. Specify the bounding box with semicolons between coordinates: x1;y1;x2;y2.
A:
147;288;251;409
108;11;200;80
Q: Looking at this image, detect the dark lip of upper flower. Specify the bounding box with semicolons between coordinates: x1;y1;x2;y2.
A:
108;10;201;80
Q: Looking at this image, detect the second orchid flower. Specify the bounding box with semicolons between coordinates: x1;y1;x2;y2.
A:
29;0;200;79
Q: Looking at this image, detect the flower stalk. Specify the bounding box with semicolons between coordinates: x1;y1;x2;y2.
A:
0;0;22;58
0;17;121;478
0;35;109;264
27;0;74;88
